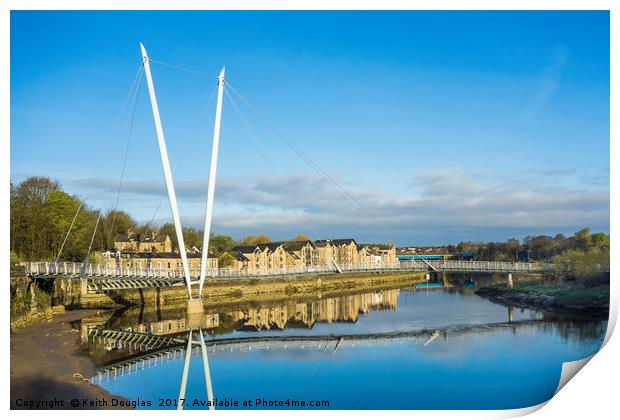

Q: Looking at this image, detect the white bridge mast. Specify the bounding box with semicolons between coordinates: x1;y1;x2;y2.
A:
141;43;225;300
198;67;225;297
140;43;193;296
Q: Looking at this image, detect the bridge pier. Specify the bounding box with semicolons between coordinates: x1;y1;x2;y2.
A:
187;298;205;319
507;272;513;289
508;305;514;323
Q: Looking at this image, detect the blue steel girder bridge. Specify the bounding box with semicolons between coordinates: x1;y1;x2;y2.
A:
25;260;550;293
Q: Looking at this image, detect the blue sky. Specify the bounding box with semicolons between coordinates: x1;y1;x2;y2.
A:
10;11;610;245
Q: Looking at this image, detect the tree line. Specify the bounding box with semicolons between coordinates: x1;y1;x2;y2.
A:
12;176;609;276
10;176;309;264
454;228;610;284
454;228;609;263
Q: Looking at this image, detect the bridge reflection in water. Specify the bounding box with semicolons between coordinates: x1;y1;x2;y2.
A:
87;319;602;395
79;286;606;409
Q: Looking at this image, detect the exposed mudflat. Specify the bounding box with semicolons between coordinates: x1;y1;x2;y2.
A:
10;309;130;410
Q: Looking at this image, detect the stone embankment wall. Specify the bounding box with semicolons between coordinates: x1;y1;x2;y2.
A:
10;268;425;330
111;271;427;307
10;265;61;331
10;265;117;331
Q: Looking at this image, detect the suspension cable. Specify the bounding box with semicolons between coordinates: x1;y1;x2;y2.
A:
84;210;102;265
224;88;329;264
149;57;218;80
55;202;84;264
225;81;385;229
53;63;143;263
226;81;399;249
135;54;398;262
138;83;219;243
86;64;145;182
107;67;144;246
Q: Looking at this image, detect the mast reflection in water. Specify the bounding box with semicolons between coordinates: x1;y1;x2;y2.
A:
81;286;606;409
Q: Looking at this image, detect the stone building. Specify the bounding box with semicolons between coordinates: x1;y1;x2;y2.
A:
281;241;320;267
114;229;173;253
358;243;398;267
98;249;218;272
225;238;397;273
229;240;320;273
227;245;263;274
313;239;360;267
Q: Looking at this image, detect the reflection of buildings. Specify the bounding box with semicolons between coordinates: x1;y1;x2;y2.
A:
108;290;399;336
235;289;400;330
121;314;220;336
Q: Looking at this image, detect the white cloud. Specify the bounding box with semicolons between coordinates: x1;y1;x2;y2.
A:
71;165;609;244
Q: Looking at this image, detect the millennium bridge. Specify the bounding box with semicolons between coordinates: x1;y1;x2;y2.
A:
24;260;549;293
26;46;551;298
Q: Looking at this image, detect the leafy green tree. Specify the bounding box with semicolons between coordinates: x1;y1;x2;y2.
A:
573;227;592;251
10;176;103;261
182;227;203;249
552;248;610;284
100;210;136;250
209;235;236;256
158;223;204;251
590;232;610;249
44;190;91;261
11;177;60;259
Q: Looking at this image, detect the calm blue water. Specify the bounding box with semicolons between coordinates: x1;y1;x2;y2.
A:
87;287;606;409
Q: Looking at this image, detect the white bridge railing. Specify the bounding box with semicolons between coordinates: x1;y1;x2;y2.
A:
399;259;549;272
24;259;548;281
24;261;403;280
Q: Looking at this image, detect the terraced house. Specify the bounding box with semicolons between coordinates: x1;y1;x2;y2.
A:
313;239;360;267
225;238;397;274
357;243;398;267
227;240;320;274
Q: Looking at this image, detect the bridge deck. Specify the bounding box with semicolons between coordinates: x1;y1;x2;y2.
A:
24;260;550;293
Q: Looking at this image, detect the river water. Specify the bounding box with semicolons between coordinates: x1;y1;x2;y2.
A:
80;280;607;410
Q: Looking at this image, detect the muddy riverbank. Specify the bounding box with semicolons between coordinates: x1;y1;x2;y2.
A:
10;309;130;410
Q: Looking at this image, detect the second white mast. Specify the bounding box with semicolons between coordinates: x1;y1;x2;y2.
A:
198;67;225;296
